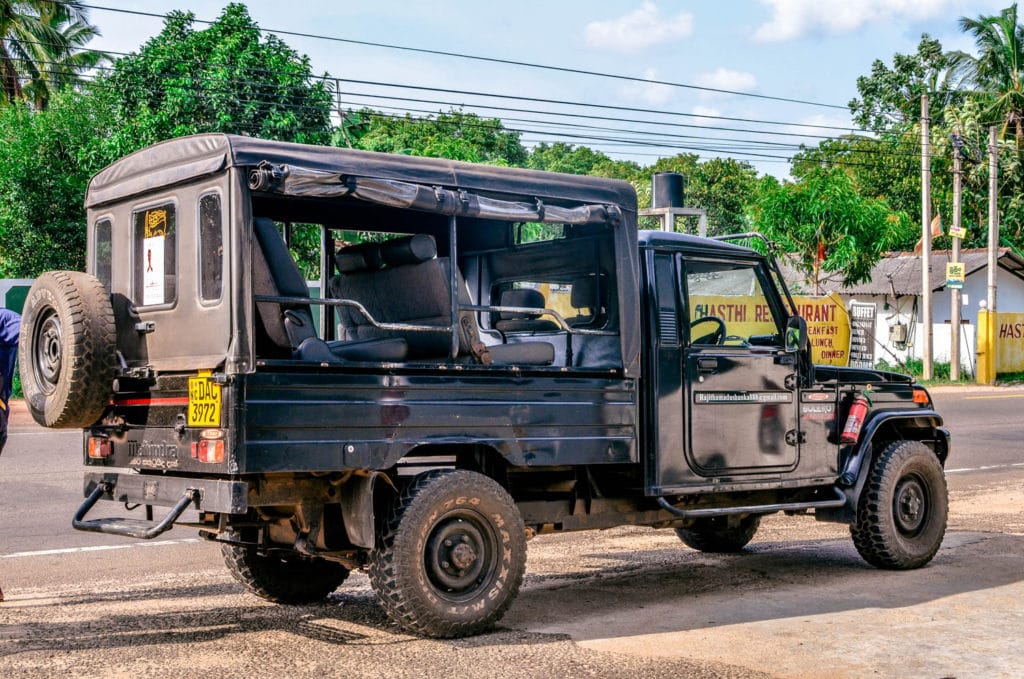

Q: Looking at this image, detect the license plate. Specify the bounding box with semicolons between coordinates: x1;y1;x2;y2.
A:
188;374;221;427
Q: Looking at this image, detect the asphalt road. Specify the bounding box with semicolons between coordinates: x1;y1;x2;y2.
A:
1;386;1022;678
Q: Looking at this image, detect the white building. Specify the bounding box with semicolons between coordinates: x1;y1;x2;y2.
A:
781;248;1024;374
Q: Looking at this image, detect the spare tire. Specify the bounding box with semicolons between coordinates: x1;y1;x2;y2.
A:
19;271;116;428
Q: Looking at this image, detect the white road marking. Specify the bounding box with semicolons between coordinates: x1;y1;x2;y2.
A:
1;538;202;559
946;462;1024;474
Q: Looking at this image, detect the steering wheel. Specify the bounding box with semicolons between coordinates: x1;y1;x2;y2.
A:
690;316;726;345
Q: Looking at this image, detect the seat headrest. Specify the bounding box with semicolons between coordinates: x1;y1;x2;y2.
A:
500;288;545;320
571;274;606;310
380;234;437;267
336;242;383;274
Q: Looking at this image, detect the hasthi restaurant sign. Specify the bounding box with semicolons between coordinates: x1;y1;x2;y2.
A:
689;291;852;365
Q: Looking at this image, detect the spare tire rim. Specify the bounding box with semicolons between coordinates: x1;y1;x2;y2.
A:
33;307;63;394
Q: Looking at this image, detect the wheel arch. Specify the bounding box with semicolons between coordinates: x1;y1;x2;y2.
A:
339;443;509;550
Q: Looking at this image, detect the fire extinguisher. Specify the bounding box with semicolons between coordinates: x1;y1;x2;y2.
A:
839;393;870;445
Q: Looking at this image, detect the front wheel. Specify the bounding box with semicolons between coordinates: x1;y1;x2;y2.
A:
851;440;948;570
368;470;527;638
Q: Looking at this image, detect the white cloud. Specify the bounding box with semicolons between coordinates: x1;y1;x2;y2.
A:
620;68;674;105
690;106;722;125
584;2;693;53
754;0;958;42
694;68;758;94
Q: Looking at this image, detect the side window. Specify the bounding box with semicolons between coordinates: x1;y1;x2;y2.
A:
94;218;112;290
133;203;177;307
684;260;781;346
199;194;224;302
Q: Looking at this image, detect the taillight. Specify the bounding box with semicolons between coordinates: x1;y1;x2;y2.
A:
912;388;930;405
194;429;225;464
87;437;112;459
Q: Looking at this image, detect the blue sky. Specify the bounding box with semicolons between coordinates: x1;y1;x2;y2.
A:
86;1;1008;176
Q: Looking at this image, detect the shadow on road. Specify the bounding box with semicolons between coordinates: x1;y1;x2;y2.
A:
1;531;1020;656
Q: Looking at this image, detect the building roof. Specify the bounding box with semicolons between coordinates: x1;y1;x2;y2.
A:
779;248;1024;296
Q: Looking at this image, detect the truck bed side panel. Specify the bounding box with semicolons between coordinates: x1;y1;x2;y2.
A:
240;370;637;473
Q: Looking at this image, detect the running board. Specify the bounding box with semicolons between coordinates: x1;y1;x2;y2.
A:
657;487;847;519
72;482;199;539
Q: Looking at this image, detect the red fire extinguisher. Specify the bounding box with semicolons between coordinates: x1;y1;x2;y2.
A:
840;394;870;445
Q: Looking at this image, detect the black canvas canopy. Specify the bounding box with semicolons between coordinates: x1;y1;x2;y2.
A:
85;134;642;376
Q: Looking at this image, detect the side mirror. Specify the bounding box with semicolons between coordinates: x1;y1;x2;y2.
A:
785;315;808;353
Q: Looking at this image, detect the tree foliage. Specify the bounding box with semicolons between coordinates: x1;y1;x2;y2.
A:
104;3;332;151
1;0;105;108
953;3;1024;144
349;108;527;166
0;90;118;275
749;168;915;286
849;34;960;133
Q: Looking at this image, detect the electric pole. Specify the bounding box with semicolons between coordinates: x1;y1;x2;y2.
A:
921;95;933;380
987;126;1000;384
950;129;963;381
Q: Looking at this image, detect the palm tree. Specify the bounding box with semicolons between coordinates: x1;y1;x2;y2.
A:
1;1;106;108
953;3;1024;144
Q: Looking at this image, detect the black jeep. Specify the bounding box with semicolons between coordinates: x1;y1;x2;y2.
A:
20;134;949;638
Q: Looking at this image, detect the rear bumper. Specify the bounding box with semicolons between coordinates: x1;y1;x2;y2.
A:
83;472;249;514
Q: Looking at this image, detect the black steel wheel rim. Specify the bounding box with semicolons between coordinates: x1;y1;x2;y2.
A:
423;509;499;602
893;473;928;536
32;307;62;395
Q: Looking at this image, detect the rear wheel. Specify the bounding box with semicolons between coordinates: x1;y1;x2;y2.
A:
675;515;761;553
851;440;948;570
18;271;115;428
222;533;350;604
368;470;527;638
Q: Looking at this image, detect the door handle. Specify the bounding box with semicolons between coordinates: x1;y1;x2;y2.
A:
697;357;718;373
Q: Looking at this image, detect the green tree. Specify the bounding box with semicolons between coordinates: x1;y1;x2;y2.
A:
350;108;527;165
953;3;1024;144
0;88;118;275
749;167;915;287
849;34;960;133
2;1;104;107
20;1;106;110
104;3;332;151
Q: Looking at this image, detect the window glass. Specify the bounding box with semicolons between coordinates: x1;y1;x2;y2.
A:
94;219;112;290
199;194;223;302
514;222;566;245
133;203;177;306
685;261;780;345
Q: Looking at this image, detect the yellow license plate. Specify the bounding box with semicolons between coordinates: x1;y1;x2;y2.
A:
188;375;221;427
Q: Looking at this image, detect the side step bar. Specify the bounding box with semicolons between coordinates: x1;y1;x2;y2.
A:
73;482;199;539
657;486;848;519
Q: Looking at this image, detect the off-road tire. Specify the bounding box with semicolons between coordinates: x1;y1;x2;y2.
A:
19;271;116;428
675;515;761;553
851;440;948;570
368;469;527;638
222;537;349;604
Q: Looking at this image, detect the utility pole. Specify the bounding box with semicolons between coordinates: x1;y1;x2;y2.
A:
921;95;934;380
987;126;1000;384
950;129;963;381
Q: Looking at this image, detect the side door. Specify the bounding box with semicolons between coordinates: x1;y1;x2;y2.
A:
682;257;800;477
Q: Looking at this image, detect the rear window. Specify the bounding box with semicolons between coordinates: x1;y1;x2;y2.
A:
94;218;112;290
133;203;177;306
199;194;223;302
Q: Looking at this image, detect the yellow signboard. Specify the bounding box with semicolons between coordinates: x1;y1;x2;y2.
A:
795;292;852;366
688;292;852;366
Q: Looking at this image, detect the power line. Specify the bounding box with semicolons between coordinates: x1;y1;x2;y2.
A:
79;2;848;111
